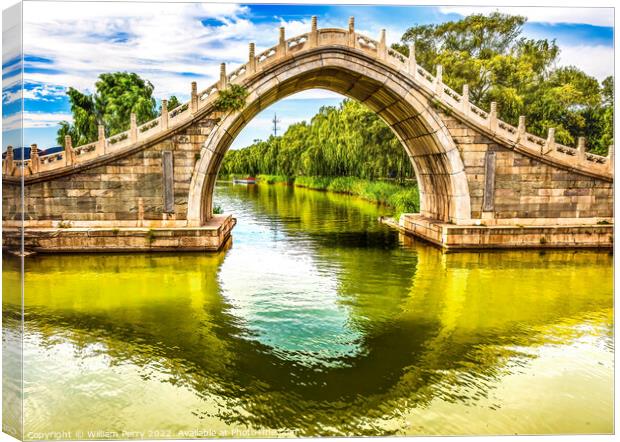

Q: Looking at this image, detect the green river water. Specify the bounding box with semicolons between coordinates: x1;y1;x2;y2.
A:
2;182;614;438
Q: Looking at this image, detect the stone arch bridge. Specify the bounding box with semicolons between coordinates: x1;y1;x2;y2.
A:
2;17;614;252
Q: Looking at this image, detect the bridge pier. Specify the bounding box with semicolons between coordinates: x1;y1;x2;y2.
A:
2;215;236;254
396;214;613;250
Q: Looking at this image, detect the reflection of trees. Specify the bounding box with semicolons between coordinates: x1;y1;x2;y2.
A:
2;256;23;440
216;183;395;246
3;236;612;436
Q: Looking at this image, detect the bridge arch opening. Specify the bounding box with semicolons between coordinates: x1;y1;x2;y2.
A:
188;49;472;225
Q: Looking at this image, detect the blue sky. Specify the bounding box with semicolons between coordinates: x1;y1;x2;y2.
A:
1;2;614;151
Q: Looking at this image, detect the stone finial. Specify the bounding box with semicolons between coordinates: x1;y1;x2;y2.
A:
517;115;526;141
408;42;416;74
161;99;169;130
310;16;318;47
248;42;257;73
219;63;227;89
130;113;138;142
30;143;39;173
278;26;287;56
348;17;355;47
607;144;614;172
577;137;586;160
435;65;443;96
378;29;387;60
489;102;498;131
190;81;198;113
249;42;255;58
98;124;106;154
461;84;470;113
279;26;285;44
544;127;555;154
4;145;14;175
64;135;75;165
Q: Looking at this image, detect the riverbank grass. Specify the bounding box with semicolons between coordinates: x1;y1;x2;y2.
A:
222;174;419;217
257;175;419;217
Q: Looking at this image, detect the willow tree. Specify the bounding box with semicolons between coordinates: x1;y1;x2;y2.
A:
220;99;414;181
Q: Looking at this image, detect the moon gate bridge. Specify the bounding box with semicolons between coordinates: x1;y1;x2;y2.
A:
2;17;613;251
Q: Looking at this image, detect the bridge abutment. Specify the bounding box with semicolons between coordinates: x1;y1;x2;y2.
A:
397;215;613;250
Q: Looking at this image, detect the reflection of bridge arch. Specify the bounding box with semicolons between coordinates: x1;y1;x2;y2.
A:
187;45;472;224
9;243;612;436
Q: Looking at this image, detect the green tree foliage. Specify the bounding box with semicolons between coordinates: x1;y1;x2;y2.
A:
57;72;158;145
220;99;413;181
392;12;613;154
213;84;249;111
56;88;99;146
164;95;181;111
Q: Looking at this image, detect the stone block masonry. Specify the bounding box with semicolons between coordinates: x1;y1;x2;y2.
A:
3;118;218;223
439;112;614;222
2;215;236;253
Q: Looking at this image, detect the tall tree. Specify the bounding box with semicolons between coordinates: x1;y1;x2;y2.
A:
57;72;158;146
392;13;612;153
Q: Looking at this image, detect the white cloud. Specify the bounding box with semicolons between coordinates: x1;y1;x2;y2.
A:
15;1;615;151
284;89;344;100
3;112;73;131
438;6;613;27
20;2;332;101
2;83;66;105
557;45;614;81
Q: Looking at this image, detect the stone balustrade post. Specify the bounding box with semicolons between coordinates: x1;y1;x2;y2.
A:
4;145;13;175
577;137;586;161
97;124;106;154
219;63;227;89
435;65;443;97
378;29;387;60
489;102;497;132
278;26;287;56
248;42;256;74
348;17;355;47
30;143;39;174
161;99;169;130
516;116;526;142
190;81;198;114
607;144;614;173
407;42;416;75
309;16;318;48
544;127;555;155
461;84;469;114
64;135;75;165
130;113;137;143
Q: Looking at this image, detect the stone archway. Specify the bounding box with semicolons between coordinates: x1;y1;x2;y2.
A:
187;47;472;225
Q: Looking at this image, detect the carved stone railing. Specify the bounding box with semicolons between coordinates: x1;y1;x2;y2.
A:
4;16;613;178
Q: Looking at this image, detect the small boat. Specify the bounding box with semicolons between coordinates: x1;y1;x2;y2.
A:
233;176;256;184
